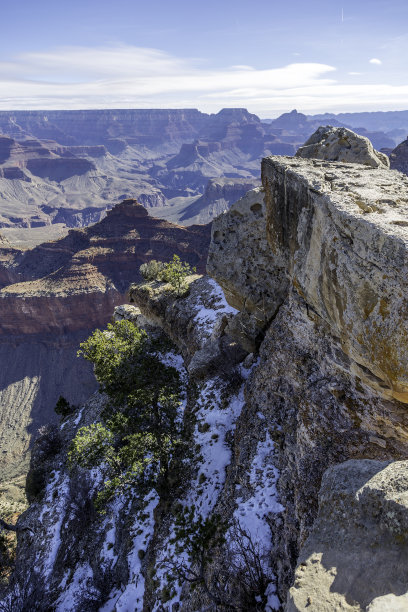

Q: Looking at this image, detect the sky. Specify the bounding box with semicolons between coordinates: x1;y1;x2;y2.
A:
0;0;407;116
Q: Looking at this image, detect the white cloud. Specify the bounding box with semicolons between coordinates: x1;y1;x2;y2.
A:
0;44;405;115
369;58;382;65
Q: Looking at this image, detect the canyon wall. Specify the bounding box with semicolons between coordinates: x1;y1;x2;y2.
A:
6;146;408;610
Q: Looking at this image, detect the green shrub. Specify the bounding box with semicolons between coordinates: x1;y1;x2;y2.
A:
73;320;187;509
162;254;196;296
139;260;166;281
140;255;196;296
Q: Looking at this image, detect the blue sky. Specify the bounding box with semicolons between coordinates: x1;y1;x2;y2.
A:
0;0;407;116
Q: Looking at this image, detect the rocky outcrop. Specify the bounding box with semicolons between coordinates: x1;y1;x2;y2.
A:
390;136;408;174
129;275;244;377
208;187;288;351
0;167;31;180
6;140;408;610
287;460;408;611
210;154;408;601
26;157;95;181
262;156;408;401
7;277;265;611
295;126;390;168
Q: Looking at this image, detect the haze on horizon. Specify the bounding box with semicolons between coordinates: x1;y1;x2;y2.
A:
0;0;407;117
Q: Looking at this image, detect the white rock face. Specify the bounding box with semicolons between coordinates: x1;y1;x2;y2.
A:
295;126;390;168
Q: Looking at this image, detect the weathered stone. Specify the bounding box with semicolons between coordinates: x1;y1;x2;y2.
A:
287;459;408;611
223;310;263;353
295;126;390;168
113;303;142;322
129;275;245;375
262;155;408;402
243;291;408;599
207;186;288;324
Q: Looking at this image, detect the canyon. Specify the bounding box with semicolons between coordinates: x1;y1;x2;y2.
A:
0;108;406;236
0;201;211;511
3;128;408;610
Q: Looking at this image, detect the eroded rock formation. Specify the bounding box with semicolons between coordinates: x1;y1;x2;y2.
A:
390;136;408;174
5;138;408;610
295;125;390;168
0;200;211;495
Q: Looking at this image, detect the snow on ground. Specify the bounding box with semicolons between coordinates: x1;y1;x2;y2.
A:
101;491;159;612
192;278;238;336
73;406;84;426
158;350;185;374
37;471;70;581
233;432;284;611
151;376;246;610
99;351;186;611
56;564;97;611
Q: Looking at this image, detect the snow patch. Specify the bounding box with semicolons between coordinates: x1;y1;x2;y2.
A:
37;472;71;581
56;564;97;611
110;491;159;612
233;432;284;611
152;377;246;610
193;278;238;336
73;407;84;426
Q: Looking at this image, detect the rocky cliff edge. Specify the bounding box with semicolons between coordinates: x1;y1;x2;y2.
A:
6;132;408;611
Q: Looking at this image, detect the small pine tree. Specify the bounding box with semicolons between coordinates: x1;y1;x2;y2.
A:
162;255;196;296
54;396;74;418
72;320;187;508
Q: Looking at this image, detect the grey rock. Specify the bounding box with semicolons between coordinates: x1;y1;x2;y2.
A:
295;126;390;168
390;136;408;175
262;155;408;402
287;459;408;611
207;186;288;324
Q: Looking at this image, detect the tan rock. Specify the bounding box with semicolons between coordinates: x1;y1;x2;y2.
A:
207;187;288;326
262;155;408;402
287;459;408;611
296;126;390;168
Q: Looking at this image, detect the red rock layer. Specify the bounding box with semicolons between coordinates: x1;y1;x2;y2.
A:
0;200;211;336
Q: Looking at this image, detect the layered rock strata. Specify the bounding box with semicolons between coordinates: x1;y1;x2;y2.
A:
0;201;211;492
6;149;408;610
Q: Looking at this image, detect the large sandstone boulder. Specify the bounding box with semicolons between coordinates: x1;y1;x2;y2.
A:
296;126;390;168
287;459;408;611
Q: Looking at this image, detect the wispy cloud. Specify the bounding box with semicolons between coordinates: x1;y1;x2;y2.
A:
0;45;405;114
369;58;382;65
